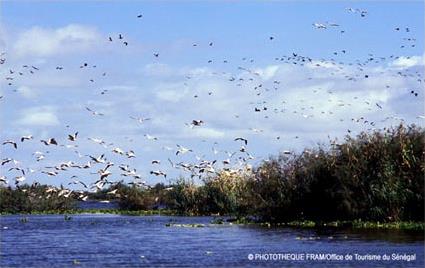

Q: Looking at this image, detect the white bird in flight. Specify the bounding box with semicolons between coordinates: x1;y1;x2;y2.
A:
130;116;151;124
176;145;193;155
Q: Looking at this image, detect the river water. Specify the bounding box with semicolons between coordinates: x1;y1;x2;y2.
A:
0;214;423;267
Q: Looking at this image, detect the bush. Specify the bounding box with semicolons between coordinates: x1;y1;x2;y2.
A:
116;183;168;210
0;184;75;213
250;123;424;222
164;178;201;214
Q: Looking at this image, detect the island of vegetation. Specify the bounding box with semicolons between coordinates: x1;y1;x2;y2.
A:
1;124;423;231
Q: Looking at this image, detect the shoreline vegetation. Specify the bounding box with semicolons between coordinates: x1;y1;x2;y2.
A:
1;209;423;231
1;124;424;231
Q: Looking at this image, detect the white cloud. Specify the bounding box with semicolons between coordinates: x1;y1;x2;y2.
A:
186;127;226;139
390;56;424;69
16;86;37;99
306;60;341;70
254;65;280;80
17;106;59;126
143;63;173;76
13;24;102;57
0;24;8;51
155;83;189;102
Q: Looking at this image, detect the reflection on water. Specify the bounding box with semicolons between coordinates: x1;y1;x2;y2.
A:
0;215;423;267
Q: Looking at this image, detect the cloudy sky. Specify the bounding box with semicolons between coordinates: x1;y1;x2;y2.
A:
0;1;424;189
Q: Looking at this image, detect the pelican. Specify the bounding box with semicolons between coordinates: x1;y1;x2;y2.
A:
58;189;72;198
88;154;106;164
145;134;158;141
85;107;104;116
74;161;91;169
42;171;59;176
176;145;192;155
68;132;78;141
250;128;263;133
126;150;136;158
234;137;248;145
119;164;130;172
150;170;167;178
88;137;107;147
20;135;33;142
190;120;204;127
2;140;17;149
41;138;58;146
8;167;25;175
130;116;151;124
94;180;107;190
107;189;118;195
96;163;113;180
313;23;327;29
0;176;8;184
15;176;26;184
68;180;88;188
1;158;13;165
112;147;124;155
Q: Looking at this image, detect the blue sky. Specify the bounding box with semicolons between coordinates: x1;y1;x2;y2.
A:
0;1;424;190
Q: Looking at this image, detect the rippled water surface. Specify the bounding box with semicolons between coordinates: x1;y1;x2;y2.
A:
1;214;423;267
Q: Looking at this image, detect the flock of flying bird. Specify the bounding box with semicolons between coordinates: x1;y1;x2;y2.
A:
0;7;423;201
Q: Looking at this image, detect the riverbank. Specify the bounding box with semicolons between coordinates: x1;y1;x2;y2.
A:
0;209;179;216
213;218;425;231
2;209;423;231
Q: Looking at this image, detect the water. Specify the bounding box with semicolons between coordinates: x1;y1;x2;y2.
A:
1;214;423;267
76;200;119;210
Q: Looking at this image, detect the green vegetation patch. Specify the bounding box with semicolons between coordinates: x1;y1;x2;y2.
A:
1;124;424;228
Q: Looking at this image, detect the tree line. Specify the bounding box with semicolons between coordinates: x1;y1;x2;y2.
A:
1;124;423;223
